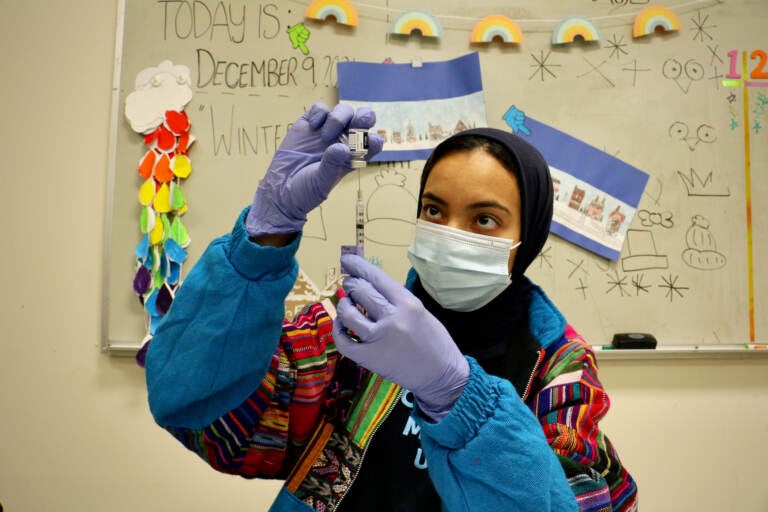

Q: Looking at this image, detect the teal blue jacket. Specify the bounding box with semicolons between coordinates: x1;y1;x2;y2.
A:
146;209;594;511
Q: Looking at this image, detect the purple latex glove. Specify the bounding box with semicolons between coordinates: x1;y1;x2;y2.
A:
332;254;470;422
246;103;383;237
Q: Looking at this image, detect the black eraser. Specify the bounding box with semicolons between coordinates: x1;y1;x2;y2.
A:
612;333;657;349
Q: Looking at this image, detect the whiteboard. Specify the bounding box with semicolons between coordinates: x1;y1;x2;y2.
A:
103;0;768;354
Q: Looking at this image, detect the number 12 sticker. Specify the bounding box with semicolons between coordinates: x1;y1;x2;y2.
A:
724;50;768;87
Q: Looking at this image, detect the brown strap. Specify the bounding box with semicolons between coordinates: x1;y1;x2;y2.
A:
285;421;335;493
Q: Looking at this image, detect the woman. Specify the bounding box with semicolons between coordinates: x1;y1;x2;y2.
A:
145;103;637;511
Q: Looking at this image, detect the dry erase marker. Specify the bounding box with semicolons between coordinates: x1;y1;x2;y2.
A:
744;344;768;349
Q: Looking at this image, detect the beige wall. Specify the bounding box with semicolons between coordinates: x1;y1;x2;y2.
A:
1;2;766;511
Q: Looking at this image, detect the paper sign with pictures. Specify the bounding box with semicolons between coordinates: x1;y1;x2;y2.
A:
338;52;488;162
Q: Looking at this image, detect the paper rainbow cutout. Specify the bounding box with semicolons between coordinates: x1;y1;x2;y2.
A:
470;14;523;43
389;9;443;38
633;5;681;37
552;15;601;44
305;0;359;27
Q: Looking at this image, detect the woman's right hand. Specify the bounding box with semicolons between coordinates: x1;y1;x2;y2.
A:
245;103;382;238
332;254;469;422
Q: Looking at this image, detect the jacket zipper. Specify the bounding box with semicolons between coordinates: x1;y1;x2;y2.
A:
334;388;403;511
521;349;545;401
333;351;542;510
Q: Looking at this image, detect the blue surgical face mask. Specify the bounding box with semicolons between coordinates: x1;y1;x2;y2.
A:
407;219;522;312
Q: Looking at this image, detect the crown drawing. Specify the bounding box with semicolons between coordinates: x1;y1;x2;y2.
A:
677;168;730;197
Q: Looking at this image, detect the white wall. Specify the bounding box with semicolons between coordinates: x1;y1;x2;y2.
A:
0;2;766;511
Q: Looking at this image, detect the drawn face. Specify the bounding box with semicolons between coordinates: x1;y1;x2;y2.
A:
419;148;522;274
668;121;716;151
662;58;705;94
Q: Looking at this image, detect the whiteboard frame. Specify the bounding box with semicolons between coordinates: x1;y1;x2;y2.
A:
593;345;768;359
102;0;129;355
99;0;765;359
104;342;768;360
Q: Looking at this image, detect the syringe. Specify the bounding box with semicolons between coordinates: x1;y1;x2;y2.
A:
339;141;368;343
355;188;365;248
341;187;365;258
340;129;368;259
340;185;366;343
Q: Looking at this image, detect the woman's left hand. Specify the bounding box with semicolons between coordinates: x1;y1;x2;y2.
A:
332;254;469;421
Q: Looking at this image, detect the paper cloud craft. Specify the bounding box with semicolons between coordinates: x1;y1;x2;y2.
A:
125;60;193;134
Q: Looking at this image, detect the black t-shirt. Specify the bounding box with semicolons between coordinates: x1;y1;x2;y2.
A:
337;389;441;511
336;277;541;511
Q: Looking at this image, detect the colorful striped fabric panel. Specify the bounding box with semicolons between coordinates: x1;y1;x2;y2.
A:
166;299;345;479
530;324;638;512
284;301;338;448
345;374;401;448
558;455;613;512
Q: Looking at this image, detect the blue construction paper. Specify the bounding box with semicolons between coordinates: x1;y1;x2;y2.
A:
519;116;649;260
338;53;488;162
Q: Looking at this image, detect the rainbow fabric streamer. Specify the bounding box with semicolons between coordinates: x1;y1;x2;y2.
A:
132;111;194;338
389;9;443;38
305;0;359;27
632;5;681;37
470;14;523;44
552;15;601;44
124;61;194;354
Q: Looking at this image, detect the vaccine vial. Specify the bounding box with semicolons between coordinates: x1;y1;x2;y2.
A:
347;129;369;169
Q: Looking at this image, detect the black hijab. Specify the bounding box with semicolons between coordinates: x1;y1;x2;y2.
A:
411;128;554;380
417;127;554;281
